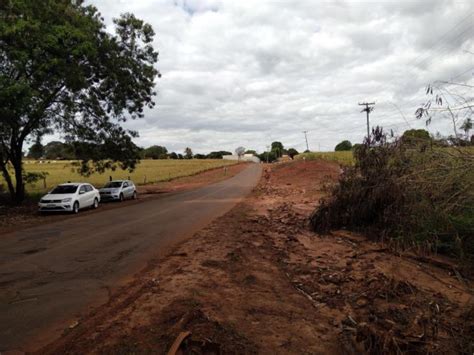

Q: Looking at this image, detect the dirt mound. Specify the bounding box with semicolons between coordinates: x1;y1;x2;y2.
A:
99;299;257;354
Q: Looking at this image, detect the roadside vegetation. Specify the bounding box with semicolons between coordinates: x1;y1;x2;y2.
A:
310;127;474;273
295;151;355;166
0;159;238;195
0;1;159;204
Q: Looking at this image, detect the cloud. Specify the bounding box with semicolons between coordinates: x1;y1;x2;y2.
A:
77;0;474;153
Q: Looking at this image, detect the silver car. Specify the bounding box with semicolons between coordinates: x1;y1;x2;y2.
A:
99;180;137;202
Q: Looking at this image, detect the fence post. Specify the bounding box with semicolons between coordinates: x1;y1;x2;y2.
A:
43;177;47;189
144;175;147;184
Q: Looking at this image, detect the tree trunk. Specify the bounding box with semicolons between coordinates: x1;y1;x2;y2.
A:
12;158;25;204
11;144;25;205
0;161;15;200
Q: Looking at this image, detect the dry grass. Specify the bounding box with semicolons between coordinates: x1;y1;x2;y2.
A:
295;151;354;166
2;159;238;193
310;131;474;272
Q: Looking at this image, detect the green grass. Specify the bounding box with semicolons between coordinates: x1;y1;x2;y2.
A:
295;151;354;166
2;159;238;193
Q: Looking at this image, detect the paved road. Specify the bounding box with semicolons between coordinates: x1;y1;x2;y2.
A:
0;164;262;351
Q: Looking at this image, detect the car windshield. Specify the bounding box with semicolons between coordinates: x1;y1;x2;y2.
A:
51;185;78;194
103;182;122;188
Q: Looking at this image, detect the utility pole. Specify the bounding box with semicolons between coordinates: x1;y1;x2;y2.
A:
359;102;375;144
302;131;310;152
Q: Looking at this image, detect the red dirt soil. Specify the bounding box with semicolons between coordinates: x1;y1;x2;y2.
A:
38;160;474;354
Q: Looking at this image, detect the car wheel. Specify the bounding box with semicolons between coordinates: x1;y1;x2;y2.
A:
119;193;124;202
132;191;137;200
93;198;99;209
72;201;80;214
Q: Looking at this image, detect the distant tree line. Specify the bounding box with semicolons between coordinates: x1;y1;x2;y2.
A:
26;139;307;163
257;141;299;163
333;128;473;153
26;141;236;161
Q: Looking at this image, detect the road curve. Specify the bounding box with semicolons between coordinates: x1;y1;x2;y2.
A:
0;163;262;351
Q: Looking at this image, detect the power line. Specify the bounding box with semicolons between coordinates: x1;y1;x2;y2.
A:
405;13;473;69
450;66;474;81
382;13;474;117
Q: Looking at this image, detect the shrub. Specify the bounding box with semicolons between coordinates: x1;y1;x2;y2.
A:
259;151;277;163
310;127;474;271
335;140;352;151
287;148;299;159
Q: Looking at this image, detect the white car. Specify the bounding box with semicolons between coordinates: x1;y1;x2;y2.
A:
99;180;137;202
38;183;100;213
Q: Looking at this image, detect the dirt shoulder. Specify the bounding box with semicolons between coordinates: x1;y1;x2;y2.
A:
0;163;247;235
39;160;473;354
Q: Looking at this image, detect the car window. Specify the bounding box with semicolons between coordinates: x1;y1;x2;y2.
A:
51;185;78;194
79;185;86;193
85;185;93;192
123;182;128;187
104;181;122;188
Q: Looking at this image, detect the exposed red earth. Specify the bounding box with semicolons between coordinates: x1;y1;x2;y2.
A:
37;160;473;354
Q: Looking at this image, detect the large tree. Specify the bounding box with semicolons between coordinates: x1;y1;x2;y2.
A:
235;146;245;158
335;140;352;151
27;138;44;159
143;145;168;160
43;141;75;160
287;148;299;159
184;147;193;159
271;141;284;158
0;0;159;203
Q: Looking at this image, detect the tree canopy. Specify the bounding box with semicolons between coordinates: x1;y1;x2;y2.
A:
143;145;168;160
0;0;159;203
259;151;277;163
184;147;193;159
335;140;352;151
43;141;75;160
207;151;231;159
271;141;284;157
402;129;430;140
27;139;44;159
287;148;299;159
235;146;245;157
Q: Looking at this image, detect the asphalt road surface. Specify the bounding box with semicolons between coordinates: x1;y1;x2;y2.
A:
0;163;262;352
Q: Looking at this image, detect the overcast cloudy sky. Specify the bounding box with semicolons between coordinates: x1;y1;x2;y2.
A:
89;0;473;153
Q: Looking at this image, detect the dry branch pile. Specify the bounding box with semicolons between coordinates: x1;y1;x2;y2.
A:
310;128;474;272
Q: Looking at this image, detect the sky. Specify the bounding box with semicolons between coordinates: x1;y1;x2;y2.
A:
82;0;473;153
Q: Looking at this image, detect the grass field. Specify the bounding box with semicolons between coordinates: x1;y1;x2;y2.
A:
2;159;239;194
295;151;354;166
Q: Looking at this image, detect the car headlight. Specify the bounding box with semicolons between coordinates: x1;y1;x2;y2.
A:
62;198;72;203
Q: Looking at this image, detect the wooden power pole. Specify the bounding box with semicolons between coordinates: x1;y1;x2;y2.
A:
302;130;310;152
359;102;375;143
